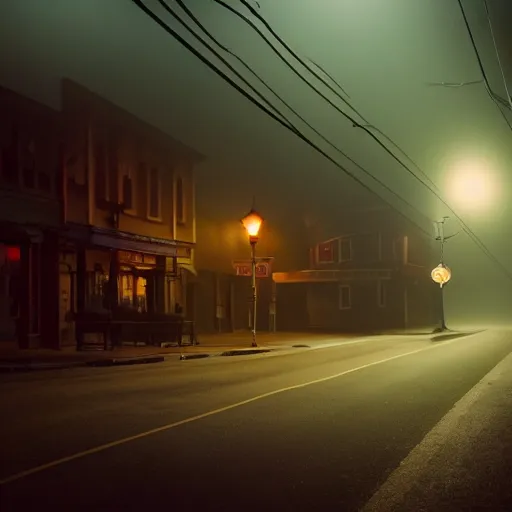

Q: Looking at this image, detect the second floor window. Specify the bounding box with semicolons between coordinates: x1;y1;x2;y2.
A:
119;164;135;213
340;238;352;262
21;138;36;189
317;240;335;263
95;144;107;203
148;167;161;220
38;170;52;193
122;174;133;210
1;126;20;185
176;176;185;224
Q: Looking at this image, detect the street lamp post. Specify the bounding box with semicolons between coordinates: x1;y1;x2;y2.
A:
241;208;263;347
431;218;455;332
431;263;452;332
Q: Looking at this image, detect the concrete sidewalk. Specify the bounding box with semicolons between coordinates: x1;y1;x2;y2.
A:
0;332;349;371
364;348;512;511
0;330;474;372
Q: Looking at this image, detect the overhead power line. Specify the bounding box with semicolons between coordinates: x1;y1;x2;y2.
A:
219;1;456;197
482;0;512;110
215;0;512;280
214;0;441;195
456;0;512;131
238;0;351;101
168;0;432;226
132;0;433;237
132;0;512;281
426;80;483;88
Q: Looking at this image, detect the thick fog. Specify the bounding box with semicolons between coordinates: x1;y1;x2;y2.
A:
1;0;511;327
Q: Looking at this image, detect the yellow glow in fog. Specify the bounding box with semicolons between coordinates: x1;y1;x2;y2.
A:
447;159;499;213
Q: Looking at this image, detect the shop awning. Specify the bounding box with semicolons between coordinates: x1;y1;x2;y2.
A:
0;222;43;243
66;223;194;258
273;269;393;284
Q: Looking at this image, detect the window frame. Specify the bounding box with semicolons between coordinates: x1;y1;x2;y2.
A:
316;241;335;264
94;142;110;204
146;166;162;221
119;163;136;216
339;237;353;263
338;284;352;310
176;175;186;225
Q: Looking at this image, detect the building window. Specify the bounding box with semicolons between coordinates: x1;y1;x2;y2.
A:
316;240;335;264
1;126;20;185
339;238;352;262
119;274;147;312
176;176;185;224
123;175;133;210
95;144;108;203
119;164;135;214
147;167;161;220
378;280;386;308
339;284;351;310
38;170;52;193
21;138;36;189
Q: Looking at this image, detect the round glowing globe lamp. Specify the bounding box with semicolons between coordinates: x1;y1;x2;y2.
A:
431;264;451;287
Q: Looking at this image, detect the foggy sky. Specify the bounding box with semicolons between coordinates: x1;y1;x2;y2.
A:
1;0;512;325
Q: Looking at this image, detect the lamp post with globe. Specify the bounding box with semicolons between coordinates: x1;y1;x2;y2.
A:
431;217;457;332
431;263;452;332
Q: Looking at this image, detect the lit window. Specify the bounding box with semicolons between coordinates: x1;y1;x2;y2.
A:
317;241;334;263
120;275;133;306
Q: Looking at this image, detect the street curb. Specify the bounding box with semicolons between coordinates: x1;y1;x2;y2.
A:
430;330;484;343
0;362;87;374
362;345;512;512
219;348;273;357
179;353;212;361
86;356;165;367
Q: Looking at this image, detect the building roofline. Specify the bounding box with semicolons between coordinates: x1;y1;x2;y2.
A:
60;78;205;163
0;85;61;119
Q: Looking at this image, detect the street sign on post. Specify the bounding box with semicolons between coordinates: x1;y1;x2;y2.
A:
232;258;273;278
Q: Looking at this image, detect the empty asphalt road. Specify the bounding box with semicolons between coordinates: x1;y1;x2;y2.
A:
1;330;511;511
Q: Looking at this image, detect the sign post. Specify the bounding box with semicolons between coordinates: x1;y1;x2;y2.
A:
232;258;273;278
233;257;274;337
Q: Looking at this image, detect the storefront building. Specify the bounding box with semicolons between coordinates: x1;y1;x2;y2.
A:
0;86;63;349
60;79;201;348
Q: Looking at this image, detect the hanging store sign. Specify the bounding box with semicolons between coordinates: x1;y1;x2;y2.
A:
118;251;156;266
232;258;273;278
272;269;392;284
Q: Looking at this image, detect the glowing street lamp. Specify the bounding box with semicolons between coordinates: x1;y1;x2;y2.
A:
241;208;264;347
431;264;451;287
446;157;500;215
431;263;452;331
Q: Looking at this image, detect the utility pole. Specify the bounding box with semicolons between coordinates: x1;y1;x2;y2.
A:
433;217;456;332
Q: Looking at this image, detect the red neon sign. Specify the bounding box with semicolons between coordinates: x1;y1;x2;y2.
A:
6;246;21;262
